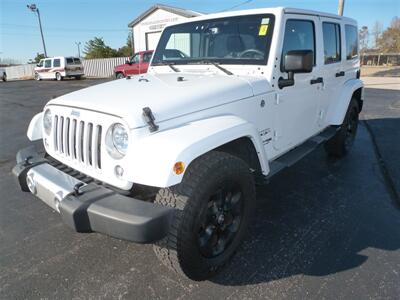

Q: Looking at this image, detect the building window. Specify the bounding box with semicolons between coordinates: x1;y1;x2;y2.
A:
345;25;358;60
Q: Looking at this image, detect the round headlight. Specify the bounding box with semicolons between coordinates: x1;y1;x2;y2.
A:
43;109;52;135
106;123;129;159
112;123;128;154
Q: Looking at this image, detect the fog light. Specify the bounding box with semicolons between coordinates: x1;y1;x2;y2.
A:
26;174;37;194
115;165;124;178
173;162;185;175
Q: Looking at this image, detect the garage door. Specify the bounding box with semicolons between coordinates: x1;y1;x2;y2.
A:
146;31;162;50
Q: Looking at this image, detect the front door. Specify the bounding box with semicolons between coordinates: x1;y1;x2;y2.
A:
273;15;323;152
125;54;140;75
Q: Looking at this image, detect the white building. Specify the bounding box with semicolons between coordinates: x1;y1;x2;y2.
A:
128;4;202;52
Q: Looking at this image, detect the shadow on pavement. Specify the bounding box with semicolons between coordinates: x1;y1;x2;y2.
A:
210;122;400;286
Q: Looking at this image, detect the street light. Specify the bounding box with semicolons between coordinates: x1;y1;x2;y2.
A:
75;42;81;58
27;4;47;57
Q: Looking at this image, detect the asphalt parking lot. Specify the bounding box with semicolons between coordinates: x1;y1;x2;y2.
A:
1;79;399;299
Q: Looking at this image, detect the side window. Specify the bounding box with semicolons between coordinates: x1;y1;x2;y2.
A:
322;22;341;64
282;19;315;67
345;25;358;60
53;59;61;67
143;52;152;63
66;58;74;64
37;60;44;67
131;54;140;64
44;59;52;68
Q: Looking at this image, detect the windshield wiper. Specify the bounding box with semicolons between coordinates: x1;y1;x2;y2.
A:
209;61;233;76
196;60;233;75
154;62;180;72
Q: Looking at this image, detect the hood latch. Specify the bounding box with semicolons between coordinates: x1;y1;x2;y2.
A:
142;107;159;132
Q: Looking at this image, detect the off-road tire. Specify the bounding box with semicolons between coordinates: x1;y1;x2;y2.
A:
325;97;359;158
153;151;256;281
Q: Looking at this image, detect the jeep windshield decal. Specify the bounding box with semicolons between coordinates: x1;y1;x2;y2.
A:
152;14;275;67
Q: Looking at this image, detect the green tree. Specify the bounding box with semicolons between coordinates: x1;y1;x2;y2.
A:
29;53;45;63
83;37;119;59
376;17;400;53
117;34;133;57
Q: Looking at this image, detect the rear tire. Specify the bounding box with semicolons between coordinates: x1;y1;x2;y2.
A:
153;151;256;281
55;72;63;81
75;75;82;80
325;98;359;158
2;73;6;82
116;72;124;79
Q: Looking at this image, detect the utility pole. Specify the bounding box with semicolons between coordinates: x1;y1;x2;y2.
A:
75;42;81;58
27;4;47;57
338;0;345;16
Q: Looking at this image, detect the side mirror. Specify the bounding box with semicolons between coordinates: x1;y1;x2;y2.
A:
278;50;313;89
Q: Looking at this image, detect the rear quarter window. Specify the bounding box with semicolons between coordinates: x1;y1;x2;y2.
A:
345;25;358;60
66;58;74;64
53;59;61;67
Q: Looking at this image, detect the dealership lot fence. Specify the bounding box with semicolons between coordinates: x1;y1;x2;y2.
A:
4;57;130;80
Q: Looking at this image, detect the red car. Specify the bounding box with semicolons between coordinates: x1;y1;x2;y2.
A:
114;50;153;78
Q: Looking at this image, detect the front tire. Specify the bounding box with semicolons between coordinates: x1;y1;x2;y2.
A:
153;151;256;281
325;98;359;158
55;72;63;81
2;73;6;82
116;72;125;79
34;72;41;81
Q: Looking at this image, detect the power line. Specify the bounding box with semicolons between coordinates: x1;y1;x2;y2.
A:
1;23;130;32
219;0;254;12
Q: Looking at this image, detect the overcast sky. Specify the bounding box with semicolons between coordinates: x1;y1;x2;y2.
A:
1;0;399;63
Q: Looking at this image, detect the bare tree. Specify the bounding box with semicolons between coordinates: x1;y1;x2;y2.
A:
372;21;383;49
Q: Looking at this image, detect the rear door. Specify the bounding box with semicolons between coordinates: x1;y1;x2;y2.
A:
273;15;323;152
318;18;345;128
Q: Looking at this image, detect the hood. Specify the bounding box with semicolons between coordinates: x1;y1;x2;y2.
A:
47;72;269;129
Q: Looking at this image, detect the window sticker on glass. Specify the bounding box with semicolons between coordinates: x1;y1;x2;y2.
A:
259;24;269;36
261;18;270;25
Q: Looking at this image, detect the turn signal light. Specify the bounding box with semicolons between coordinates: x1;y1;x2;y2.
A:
173;162;185;175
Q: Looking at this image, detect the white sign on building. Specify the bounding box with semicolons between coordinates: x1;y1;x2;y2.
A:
128;4;202;52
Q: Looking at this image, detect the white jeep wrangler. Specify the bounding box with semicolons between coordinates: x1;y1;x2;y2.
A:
14;7;363;280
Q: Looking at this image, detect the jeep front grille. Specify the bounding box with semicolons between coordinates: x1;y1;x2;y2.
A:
53;115;102;169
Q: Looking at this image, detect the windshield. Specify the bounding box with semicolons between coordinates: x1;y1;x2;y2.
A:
152;14;275;66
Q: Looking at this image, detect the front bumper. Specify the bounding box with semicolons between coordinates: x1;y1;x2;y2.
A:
12;145;173;243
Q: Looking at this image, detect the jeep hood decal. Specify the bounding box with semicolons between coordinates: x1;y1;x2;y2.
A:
47;73;268;129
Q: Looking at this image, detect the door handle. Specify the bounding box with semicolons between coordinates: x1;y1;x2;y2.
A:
335;71;345;77
310;77;323;85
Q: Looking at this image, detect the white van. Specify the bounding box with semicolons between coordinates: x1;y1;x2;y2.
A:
34;56;84;81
